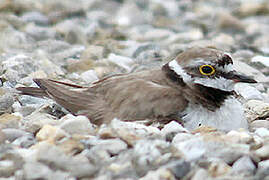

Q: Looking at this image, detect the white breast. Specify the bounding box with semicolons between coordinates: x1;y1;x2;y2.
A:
182;98;248;131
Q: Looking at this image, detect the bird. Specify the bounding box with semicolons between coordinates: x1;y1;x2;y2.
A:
16;47;257;131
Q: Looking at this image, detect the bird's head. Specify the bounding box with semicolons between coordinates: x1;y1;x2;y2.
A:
164;47;257;91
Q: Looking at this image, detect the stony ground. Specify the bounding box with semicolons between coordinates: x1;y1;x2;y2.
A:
0;0;269;179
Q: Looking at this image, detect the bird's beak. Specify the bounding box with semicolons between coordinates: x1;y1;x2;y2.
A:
225;71;257;83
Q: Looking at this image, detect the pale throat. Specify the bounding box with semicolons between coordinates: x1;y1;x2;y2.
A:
168;60;235;91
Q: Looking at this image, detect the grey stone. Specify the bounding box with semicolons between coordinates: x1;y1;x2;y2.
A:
232;156;256;174
235;83;263;100
250;120;269;131
2;129;32;142
252;55;269;67
255;127;269;138
174;136;206;161
23;162;51;179
59;115;94;135
21;11;50;25
0;93;14;114
12;135;36;148
83;138;127;155
161;121;189;141
0;160;16;177
167;160;191;179
36;143;96;178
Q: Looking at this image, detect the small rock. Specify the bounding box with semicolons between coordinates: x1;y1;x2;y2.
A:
80;45;105;61
173;136;205;161
23;162;52;179
0;93;14;114
224;130;253;144
2;128;32;142
140;168;175;180
244;100;269;122
12;135;36;148
235;83;263;100
252;55;269;67
165;29;203;44
107;53;134;72
217;12;245;31
24;23;56;41
80;70;99;84
57;138;84;155
133;139;171;175
21;11;50;25
255;127;269;138
59;115;95;135
115;2;147;26
0;113;21;129
255;145;269;159
213;33;235;46
258;159;269;169
143;29;174;41
256;159;269;180
249;120;269;131
208;160;231;177
105;119;161;145
83;138;127;155
36;124;68;143
36;142;96;178
22;109;59;134
167;160;191;179
172;133;193;144
191;168;209;180
161;121;188;141
232;156;256;174
0;160;16;177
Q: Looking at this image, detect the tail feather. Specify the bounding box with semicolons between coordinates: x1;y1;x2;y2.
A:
16;87;49;98
17;78;92;115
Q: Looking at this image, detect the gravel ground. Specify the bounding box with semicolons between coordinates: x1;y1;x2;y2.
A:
0;0;269;179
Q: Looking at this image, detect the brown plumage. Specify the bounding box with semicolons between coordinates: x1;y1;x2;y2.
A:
17;47;256;127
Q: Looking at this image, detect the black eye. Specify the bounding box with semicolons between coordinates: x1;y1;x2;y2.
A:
199;65;215;76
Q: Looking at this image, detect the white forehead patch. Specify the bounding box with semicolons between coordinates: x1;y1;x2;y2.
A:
168;60;192;82
219;64;234;73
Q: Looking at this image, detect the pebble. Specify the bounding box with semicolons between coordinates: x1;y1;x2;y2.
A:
244;100;269;122
191;168;209;180
167;160;191;179
85;138;128;155
161;121;188;141
59;115;95;135
36;142;96;178
232;156;256;174
252;55;269;67
174;137;206;161
255;145;269;159
80;70;99;83
21;11;50;25
0;113;21;129
235;83;263;100
250;120;269;131
107;53;134;72
23;161;52;179
255;128;269;138
2;128;32;142
36;124;68;142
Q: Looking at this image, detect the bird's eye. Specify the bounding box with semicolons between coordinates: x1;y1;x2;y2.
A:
199;65;215;76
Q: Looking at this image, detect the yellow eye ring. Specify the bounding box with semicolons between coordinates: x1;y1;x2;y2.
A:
199;65;215;76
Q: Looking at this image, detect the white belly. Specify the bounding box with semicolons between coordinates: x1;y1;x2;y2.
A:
182;98;248;131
